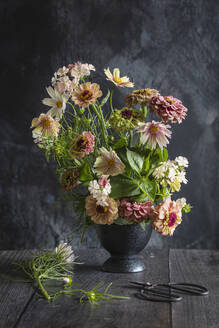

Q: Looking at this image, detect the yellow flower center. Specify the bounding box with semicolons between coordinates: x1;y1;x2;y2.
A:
166;97;175;104
108;159;115;168
150;125;159;134
113;76;122;83
56;101;63;108
76;135;87;150
133;88;147;94
42;118;51;128
80;89;93;100
96;205;108;214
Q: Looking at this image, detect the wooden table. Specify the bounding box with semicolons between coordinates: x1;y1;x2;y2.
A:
0;249;218;328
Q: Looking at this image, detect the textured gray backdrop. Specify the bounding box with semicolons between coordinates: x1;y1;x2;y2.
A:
1;0;219;249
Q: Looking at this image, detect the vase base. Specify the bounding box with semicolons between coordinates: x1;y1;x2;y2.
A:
102;255;146;273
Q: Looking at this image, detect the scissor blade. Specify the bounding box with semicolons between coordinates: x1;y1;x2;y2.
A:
129;281;151;287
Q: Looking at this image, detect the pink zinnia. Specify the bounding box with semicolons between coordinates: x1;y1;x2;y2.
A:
150;95;188;124
71;131;95;158
150;197;182;236
119;198;154;223
137;121;171;149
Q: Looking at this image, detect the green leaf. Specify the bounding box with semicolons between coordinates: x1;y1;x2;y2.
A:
139;222;146;230
138;177;157;201
113;138;128;150
110;175;140;198
116;148;129;165
100;89;110;107
162;148;168;162
131;193;150;203
114;217;133;225
126;149;144;174
143;154;150;173
79;163;93;182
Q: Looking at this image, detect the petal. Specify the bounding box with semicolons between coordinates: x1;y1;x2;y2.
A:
121;76;129;82
31;117;39;128
104;68;113;80
113;68;120;79
42;98;56;107
46;86;56;99
32;126;43;134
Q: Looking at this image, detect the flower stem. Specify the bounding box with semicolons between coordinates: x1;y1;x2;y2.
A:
110;90;114;113
141;105;148;118
67;101;77;116
37;276;51;301
92;104;108;148
129;131;133;147
87;106;100;145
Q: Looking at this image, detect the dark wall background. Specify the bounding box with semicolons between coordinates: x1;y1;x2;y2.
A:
0;0;219;250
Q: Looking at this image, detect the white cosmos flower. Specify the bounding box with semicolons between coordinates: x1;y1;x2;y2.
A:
42;86;68;120
175;156;189;167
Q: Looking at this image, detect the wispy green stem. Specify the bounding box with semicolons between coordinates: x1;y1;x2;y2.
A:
110;90;114;113
67;101;77;116
92;104;108;148
37;277;51;301
87;106;100;145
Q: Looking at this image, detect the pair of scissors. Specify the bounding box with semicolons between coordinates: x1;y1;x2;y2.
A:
130;281;209;302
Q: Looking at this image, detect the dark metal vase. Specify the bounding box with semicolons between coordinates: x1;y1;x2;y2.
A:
96;223;152;273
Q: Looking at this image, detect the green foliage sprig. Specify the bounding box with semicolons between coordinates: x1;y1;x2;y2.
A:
11;244;129;304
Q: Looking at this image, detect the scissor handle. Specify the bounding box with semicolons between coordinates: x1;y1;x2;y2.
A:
140;288;182;302
166;282;209;296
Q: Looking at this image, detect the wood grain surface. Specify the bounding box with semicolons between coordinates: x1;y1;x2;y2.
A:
170;249;219;328
0;249;217;328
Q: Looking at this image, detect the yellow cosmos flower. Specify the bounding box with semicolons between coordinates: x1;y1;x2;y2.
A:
104;68;134;88
31;113;60;137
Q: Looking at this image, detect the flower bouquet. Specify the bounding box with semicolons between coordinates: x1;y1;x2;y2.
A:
31;61;191;272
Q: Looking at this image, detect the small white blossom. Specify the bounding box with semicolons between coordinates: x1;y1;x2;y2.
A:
177;171;188;184
175;156;189;167
63;277;70;284
88;176;111;206
168;167;177;182
57;66;69;76
153;158;188;192
176;198;187;209
70;62;95;79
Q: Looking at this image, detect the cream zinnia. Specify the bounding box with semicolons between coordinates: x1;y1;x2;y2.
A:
31;113;60;137
71;82;102;108
137;121;171;149
94;147;125;176
85;195;118;224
